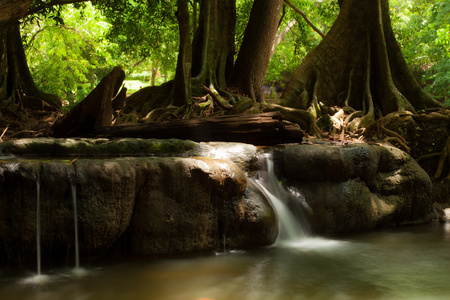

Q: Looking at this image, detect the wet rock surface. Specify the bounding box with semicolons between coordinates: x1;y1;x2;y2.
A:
0;147;274;267
274;143;432;235
0;138;434;267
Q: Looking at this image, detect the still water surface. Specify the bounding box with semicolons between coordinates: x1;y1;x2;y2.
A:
1;223;450;300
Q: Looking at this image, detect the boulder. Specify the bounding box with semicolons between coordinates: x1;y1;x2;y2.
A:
128;157;276;256
273;143;433;235
0;154;276;267
0;159;136;266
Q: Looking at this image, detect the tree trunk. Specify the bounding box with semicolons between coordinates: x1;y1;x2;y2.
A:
271;20;296;59
119;0;236;118
232;0;283;103
0;24;60;108
191;0;236;89
169;0;192;107
150;65;158;86
281;0;442;129
85;112;304;145
51;67;125;137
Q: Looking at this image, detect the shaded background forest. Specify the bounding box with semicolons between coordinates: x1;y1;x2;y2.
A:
21;0;449;112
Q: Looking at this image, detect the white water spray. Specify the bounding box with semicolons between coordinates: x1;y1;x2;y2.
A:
252;153;347;250
252;153;308;243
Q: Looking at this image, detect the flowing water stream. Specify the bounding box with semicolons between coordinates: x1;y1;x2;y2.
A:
35;170;41;277
2;155;450;299
251;153;310;244
70;167;88;277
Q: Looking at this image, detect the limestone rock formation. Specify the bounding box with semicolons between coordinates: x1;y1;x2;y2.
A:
0;154;275;267
273;143;433;235
0;138;434;268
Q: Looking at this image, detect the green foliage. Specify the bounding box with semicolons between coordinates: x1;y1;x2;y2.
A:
20;0;448;108
265;0;339;91
22;3;117;111
94;0;178;78
390;0;450;103
235;0;253;52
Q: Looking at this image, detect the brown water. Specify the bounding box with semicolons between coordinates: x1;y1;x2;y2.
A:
1;223;450;300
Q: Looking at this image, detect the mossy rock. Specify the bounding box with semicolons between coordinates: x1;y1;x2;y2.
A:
0;138;196;157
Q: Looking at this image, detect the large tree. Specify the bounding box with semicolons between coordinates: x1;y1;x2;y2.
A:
119;0;237;120
281;0;443;130
119;0;283;122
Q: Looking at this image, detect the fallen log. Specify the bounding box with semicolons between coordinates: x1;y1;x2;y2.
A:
85;112;303;145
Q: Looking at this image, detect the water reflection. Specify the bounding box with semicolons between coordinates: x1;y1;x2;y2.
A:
2;224;450;300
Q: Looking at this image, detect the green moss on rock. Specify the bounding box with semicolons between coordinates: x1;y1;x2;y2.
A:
0;138;197;157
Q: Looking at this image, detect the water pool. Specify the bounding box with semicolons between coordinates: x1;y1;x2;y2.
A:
1;223;450;300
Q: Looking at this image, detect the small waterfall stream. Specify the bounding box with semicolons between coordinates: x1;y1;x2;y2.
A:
71;173;80;270
251;153;309;244
30;167;50;284
35;170;41;276
70;165;87;277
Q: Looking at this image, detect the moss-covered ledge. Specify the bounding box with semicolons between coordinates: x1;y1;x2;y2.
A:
0;138;260;172
0;138;197;157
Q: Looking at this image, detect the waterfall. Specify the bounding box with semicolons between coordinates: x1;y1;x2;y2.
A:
26;166;51;284
251;153;309;244
71;172;80;270
35;170;41;276
70;165;87;277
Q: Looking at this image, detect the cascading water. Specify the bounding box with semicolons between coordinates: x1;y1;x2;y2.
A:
251;153;309;244
29;167;50;284
70;165;87;277
35;170;41;276
71;170;79;270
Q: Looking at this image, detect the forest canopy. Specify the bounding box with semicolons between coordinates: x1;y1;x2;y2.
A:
19;0;449;107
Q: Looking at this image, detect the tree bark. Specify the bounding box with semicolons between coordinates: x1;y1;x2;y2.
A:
191;0;236;96
169;0;192;107
120;0;236;117
281;0;442;129
232;0;283;103
85;112;304;145
0;0;33;22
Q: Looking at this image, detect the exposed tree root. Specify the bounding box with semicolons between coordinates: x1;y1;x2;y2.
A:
417;137;450;183
199;84;233;110
363;117;411;153
435;137;450;182
262;103;324;137
157;111;182;122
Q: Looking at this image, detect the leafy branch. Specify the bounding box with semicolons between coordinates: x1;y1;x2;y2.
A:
284;0;325;39
26;0;91;17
